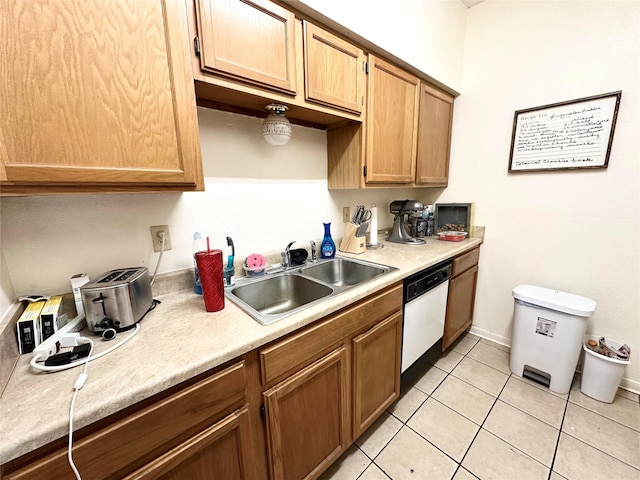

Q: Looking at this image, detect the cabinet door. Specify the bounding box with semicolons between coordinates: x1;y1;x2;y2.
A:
443;265;479;350
195;0;296;94
2;362;247;480
303;21;365;114
125;407;253;480
0;0;202;193
352;312;402;438
365;56;419;184
263;347;349;480
415;83;454;186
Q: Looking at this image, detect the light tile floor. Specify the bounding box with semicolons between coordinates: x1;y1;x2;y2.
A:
320;332;640;480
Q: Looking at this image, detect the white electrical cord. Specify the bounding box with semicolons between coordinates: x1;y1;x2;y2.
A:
68;337;94;480
30;324;141;373
150;231;166;286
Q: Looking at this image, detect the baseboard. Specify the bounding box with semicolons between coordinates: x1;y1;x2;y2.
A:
468;325;511;349
468;326;639;396
618;378;640;395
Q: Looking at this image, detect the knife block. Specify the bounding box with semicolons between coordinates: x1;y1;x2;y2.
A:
339;223;367;254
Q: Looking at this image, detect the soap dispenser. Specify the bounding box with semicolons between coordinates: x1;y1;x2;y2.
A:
321;222;336;259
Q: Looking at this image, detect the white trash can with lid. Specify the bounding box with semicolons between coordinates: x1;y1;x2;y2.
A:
581;335;630;403
510;285;596;394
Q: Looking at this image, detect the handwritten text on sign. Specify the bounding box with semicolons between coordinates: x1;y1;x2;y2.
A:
509;93;619;171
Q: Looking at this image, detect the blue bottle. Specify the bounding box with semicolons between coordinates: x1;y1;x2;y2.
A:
321;222;336;259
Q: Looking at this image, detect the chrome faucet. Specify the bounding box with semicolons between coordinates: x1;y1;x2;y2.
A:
310;241;317;262
282;241;295;268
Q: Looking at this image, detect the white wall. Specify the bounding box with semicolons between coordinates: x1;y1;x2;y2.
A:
440;0;640;390
0;108;431;301
1;0;638;390
298;0;468;91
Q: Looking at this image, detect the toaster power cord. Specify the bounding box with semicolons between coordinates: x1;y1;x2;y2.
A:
150;231;166;287
30;323;141;373
67;336;94;480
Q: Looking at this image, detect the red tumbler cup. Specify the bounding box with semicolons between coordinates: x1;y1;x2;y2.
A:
195;249;225;312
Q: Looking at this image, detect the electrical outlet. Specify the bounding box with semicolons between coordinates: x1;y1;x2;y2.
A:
150;225;173;252
342;207;350;223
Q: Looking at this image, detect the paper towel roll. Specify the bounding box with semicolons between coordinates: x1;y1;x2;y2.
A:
369;204;378;245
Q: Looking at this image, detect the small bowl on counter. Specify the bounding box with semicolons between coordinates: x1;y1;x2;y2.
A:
437;231;468;242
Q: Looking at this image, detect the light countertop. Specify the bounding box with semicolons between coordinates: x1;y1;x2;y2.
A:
0;233;483;464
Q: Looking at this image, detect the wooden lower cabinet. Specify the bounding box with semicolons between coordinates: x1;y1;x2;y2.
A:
443;248;480;350
1;361;251;480
260;283;403;480
125;407;253;480
352;312;402;438
2;284;404;480
263;347;349;480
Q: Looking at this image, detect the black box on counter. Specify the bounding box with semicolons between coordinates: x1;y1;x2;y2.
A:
16;301;45;354
434;203;474;235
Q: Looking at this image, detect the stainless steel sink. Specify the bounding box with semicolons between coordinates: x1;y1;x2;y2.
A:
299;258;388;288
230;274;332;319
225;257;396;325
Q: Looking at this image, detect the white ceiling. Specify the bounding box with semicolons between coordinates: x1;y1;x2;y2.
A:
461;0;484;7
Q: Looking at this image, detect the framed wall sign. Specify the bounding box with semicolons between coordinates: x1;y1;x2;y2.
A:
508;91;621;172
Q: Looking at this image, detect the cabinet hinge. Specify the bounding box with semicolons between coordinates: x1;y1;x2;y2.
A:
364;61;369;74
194;36;201;57
363;165;367;177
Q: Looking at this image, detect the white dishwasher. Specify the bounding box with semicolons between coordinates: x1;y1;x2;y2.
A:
401;261;452;373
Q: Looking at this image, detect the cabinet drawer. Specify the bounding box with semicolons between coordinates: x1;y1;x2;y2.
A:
260;283;402;386
4;361;247;480
452;247;480;277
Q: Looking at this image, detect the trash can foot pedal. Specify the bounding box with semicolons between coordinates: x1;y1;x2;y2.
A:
523;365;551;388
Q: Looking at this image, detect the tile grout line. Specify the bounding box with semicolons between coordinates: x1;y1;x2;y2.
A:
566;393;640;433
451;368;510;479
554;429;640;475
546;383;570;480
367;340;481;479
435;337;486;479
329;333;639;480
453;340;557;477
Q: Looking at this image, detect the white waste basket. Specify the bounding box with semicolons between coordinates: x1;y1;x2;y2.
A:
510;285;596;394
581;335;630;403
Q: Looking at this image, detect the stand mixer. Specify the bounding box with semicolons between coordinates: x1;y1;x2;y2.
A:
387;200;426;245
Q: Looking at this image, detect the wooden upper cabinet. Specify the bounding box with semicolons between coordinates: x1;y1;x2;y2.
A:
195;0;296;94
303;21;366;114
415;82;454;186
365;56;420;184
0;0;203;194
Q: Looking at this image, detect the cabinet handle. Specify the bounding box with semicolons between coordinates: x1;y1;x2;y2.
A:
194;36;201;57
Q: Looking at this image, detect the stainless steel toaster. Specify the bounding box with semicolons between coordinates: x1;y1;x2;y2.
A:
81;267;153;333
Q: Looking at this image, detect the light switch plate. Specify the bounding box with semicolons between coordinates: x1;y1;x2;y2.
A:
343;207;350;223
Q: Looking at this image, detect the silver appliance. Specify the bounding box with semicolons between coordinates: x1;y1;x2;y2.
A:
401;261;451;373
387;200;426;245
81;267;153;333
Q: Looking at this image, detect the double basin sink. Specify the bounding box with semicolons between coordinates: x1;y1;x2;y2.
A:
225;257;397;325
